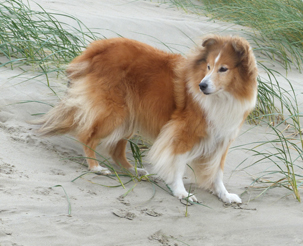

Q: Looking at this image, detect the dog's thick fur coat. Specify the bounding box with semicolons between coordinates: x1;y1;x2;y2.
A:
36;35;258;203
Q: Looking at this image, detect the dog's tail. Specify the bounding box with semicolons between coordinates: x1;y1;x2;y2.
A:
32;57;94;136
32;100;77;136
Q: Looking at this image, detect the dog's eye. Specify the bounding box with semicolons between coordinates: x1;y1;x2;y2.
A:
207;65;210;70
219;67;228;72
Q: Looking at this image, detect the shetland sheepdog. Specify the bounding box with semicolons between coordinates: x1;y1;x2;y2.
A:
35;35;258;203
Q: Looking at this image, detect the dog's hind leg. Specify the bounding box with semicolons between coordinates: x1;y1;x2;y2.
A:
78;117;125;175
110;138;149;176
79;133;111;175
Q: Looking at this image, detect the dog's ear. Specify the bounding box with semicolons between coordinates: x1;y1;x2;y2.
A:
231;37;257;78
231;38;249;61
202;36;217;48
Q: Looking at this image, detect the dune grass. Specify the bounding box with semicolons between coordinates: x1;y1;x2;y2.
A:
0;0;301;202
199;0;303;72
0;0;97;85
167;0;303;71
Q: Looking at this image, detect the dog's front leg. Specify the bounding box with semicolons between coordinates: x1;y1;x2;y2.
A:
149;147;198;202
213;169;242;204
167;163;198;202
149;121;199;202
212;146;242;204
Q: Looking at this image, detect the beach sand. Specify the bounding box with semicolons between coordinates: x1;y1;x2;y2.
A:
0;1;302;245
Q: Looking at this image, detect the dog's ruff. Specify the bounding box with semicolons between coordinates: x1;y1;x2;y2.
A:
35;35;258;203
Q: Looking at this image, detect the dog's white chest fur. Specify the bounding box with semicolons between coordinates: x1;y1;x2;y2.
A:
188;90;256;162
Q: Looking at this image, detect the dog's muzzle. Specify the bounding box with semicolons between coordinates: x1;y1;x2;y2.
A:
199;82;210;95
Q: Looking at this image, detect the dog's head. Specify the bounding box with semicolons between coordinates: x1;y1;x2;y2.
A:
189;35;258;101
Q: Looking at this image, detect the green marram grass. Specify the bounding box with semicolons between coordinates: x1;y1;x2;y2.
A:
199;0;303;72
0;0;98;85
0;0;302;202
167;0;303;71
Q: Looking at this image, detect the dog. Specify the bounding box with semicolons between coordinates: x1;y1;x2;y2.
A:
35;35;258;203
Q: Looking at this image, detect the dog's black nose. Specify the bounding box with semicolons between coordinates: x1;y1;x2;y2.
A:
199;82;208;91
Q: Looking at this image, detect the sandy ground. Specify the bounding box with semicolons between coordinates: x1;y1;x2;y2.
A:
0;0;302;245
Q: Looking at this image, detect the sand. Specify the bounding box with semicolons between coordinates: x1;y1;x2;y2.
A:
0;0;302;245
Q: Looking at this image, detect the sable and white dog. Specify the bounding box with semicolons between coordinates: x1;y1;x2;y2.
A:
35;35;258;203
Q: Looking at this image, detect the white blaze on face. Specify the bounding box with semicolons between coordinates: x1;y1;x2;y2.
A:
214;52;221;64
199;53;221;95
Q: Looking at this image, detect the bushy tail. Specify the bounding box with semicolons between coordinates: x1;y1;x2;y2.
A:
32;101;76;136
33;57;91;136
33;45;98;136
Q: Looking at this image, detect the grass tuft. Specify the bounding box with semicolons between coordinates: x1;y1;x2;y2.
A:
199;0;303;72
0;0;98;84
234;120;302;202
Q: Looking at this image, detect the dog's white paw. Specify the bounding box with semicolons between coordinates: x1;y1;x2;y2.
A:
213;170;242;204
129;167;149;176
219;192;242;204
90;166;111;175
173;190;198;202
